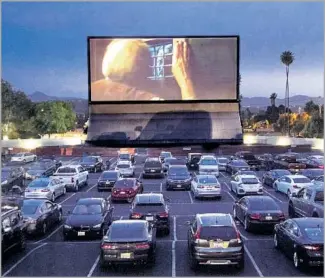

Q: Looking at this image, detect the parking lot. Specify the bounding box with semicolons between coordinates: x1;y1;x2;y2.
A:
2;153;323;277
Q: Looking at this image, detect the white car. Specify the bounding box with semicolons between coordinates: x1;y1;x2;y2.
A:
230;174;263;197
306;155;323;161
11;152;37;163
273;175;313;198
198;155;219;177
191;174;221;199
115;161;134;177
216;157;229;171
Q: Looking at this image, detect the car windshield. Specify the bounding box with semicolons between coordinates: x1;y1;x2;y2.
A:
81;157;96;163
249;199;278;210
134;203;165;212
119;154;130;159
242;178;259;184
57;167;76;173
117;164;130;169
29;164;46;170
145;161;161;167
198;177;218;184
108;223;147;241
200;226;237;240
304;227;324;241
28;180;49;188
201;159;217;165
72;204;102;215
168;168;189;176
316;176;324;182
233;161;247;166
293;177;311;183
13;154;23;157
101;172;118;179
161;152;171;158
22;204;39;215
315;191;324;202
218;158;228;163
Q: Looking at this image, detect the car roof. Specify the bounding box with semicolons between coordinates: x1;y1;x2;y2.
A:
287;175;308;179
135;193;163;203
102;170;118;174
197;213;233;227
145;157;160;161
77;198;104;204
115;178;136;185
169;165;187;169
196;174;218;179
29;177;51;182
201;155;216;159
113;220;147;225
307;184;323;191
292;217;324;228
1;206;19;216
23;199;46;205
245;195;275;202
160;151;171;154
239;175;258;179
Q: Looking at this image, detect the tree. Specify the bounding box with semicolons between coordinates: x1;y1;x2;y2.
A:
278;104;285;114
304;100;319;115
265;105;280;123
281;51;295;136
291;120;305;136
34;101;76;137
269;93;277;106
303;114;323;138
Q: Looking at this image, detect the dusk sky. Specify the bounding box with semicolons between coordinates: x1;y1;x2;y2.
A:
2;1;324;99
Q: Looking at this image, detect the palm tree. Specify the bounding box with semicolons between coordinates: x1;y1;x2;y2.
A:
281;51;295;136
269;93;277;106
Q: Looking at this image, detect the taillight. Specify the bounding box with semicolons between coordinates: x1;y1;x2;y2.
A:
292;184;299;188
158;212;169;218
71;177;74;183
101;243;117;250
249;213;261;220
319;165;324;169
131;213;142;219
278;213;285;220
135;243;150;249
41;189;50;192
235;230;242;243
194;228;201;240
303;245;320;251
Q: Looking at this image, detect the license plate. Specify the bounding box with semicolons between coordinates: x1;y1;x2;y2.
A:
265;216;273;220
209;241;229;248
146;216;154;221
78;231;85;236
150;169;155;172
191;164;194;166
120;253;131;259
177;185;182;188
106;182;110;184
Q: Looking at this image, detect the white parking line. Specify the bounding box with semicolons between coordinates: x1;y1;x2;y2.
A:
263;189;283;203
87;255;100;277
86;183;98;193
226;190;236;201
187;191;193;204
244;245;264;277
3;243;48;277
59;193;76;205
33;224;63;244
172;215;177;277
160;182;162;192
173;216;177;241
223;181;232;192
120;216;123;220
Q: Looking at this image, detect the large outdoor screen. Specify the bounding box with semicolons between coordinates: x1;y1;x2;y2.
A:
88;37;239;102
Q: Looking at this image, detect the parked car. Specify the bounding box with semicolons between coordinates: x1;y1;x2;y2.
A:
312;175;324;187
186;153;202;170
25;161;57;180
1;166;25;193
198;155;219;177
187;213;244;270
233;196;285;232
63;197;114;240
129;193;170;234
52;165;88;192
118;152;134;164
305;158;324;169
271;154;306;173
115;160;134;177
273;175;313;198
80;156;104;173
111;178;143;203
225;160;250;175
22;199;63;236
288;184;324;218
232;170;259;180
191;174;221;199
39;156;62;169
99;220;156;267
97;170;120;192
216;157;229;171
297;169;324;181
159;151;172;163
11;152;37;163
234;151;262;170
230;174;263;197
1;205;26;254
24;177;66;202
165;165;192;191
162;157;185;172
273;218;324;269
142;158;164;179
262;169;291;187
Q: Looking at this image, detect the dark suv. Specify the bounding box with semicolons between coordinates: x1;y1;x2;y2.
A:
142;158;164;179
187;213;244;270
1;205;26;255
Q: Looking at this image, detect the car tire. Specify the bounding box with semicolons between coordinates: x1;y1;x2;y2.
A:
293;251;303;269
233;207;238;220
189;253;198;270
63;234;69;241
74;182;79;192
33;157;37;162
244;217;251;232
23;159;26;163
98;188;102;192
235;256;245;270
287;189;291;198
273;233;279;249
63;187;67;195
51;193;55;202
288;203;296;218
127;197;133;204
165;228;170;235
17;232;26;251
58;210;63;223
42;222;47;235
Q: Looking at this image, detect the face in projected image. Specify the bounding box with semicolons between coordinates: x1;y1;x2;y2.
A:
90;37;237;101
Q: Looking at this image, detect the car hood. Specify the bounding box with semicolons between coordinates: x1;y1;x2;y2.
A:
66;214;103;227
167;175;191;180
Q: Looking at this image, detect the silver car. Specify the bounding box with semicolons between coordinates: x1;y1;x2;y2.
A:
115;161;134;177
216;157;229;171
191;174;222;199
24;177;66;202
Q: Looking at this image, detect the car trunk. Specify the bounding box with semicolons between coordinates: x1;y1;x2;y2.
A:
101;240;150;258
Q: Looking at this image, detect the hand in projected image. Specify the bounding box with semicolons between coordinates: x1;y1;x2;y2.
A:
172;39;196;100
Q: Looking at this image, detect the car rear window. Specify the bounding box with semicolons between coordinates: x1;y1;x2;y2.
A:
242;178;259;184
304;227;324;241
200;226;237;241
145;161;161;167
134;204;165;213
57;167;76;173
101;172;118;179
243;154;256;160
201;159;217;165
233;161;247;166
117;164;130;169
22;205;38;215
218;158;228;163
198;177;218;184
249;199;279;210
114;180;134;188
109;223;147;240
28;180;49;188
293;178;311;183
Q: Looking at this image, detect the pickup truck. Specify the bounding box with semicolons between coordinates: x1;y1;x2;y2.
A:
288;184;324;218
234;151;262;170
52;165;88;192
271;154;306;173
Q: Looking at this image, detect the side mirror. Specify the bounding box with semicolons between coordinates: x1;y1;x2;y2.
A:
4;227;12;233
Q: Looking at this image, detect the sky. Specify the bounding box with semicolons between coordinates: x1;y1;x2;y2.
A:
2;1;324;99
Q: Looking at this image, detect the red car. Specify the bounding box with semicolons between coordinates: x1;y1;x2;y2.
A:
111;178;143;203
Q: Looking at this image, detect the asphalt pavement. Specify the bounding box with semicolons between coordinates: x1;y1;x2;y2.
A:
2;155;324;277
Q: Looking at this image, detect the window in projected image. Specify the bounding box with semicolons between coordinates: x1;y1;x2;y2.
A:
148;43;173;80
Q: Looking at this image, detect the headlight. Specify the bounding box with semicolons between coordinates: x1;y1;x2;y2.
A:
93;224;102;229
64;224;72;229
2;180;8;185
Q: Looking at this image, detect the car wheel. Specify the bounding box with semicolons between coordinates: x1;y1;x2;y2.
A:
33;157;37;162
288;203;296;218
287;189;291;198
63;234;69;241
63;187;67;195
42;222;47;235
98;188;102;192
127;197;133;204
273;233;279;249
274;183;278;192
244;217;251;232
58;210;63;222
235;256;245;270
233;207;238;220
293;251;302;269
51;193;55;202
165;228;170;235
74;183;79;192
23;159;26;163
189;252;198;270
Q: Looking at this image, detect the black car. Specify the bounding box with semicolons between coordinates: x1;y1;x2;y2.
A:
105;159;111;170
80;156;104;173
166;165;192;191
225;159;250;175
297;169;324;181
233;196;285;232
257;153;274;170
22;199;63;236
99;220;156;267
97;170;120;192
129;193;170;234
163;157;186;172
262;169;291;187
186;153;202;170
159;151;172;163
234;151;262;170
187;213;244;270
142;158;164;179
25;161;57;180
1;166;25;193
63;198;114;240
274;218;324;269
1;205;26;255
39;156;63;169
305;159;324;169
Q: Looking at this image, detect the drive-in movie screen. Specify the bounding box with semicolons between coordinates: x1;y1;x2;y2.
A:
89;37;238;102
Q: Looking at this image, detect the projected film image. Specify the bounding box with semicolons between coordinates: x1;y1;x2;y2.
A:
89;37;238;101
